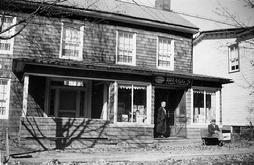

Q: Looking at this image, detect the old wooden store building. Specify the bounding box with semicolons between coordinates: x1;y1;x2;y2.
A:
0;0;231;149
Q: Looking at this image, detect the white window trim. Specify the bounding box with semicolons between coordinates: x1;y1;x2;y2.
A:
0;79;11;119
228;43;240;73
156;36;174;71
0;16;16;55
190;87;220;126
59;22;84;61
115;30;136;66
112;81;152;125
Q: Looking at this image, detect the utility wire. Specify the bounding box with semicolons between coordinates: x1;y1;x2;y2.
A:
131;0;176;24
130;0;241;28
131;0;159;21
172;10;241;28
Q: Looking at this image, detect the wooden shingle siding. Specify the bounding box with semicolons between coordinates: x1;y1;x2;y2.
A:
12;15;193;73
20;117;154;139
186;127;201;139
13;16;61;59
83;22;116;64
20;117;109;138
106;127;153;140
19;117;154;148
175;39;193;73
136;32;157;68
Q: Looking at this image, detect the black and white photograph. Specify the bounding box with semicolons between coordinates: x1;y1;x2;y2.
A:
0;0;254;164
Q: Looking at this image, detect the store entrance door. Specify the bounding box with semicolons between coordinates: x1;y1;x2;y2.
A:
154;88;186;138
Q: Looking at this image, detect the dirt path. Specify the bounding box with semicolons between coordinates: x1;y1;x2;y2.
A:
7;140;254;164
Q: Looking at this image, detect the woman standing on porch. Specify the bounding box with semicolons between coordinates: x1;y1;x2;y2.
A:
156;101;167;138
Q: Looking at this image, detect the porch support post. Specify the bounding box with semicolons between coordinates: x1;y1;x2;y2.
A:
146;84;152;124
113;81;118;123
102;83;108;120
219;89;222;125
216;89;222;125
22;74;29;117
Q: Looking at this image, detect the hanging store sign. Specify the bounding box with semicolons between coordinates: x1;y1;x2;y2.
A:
154;76;192;87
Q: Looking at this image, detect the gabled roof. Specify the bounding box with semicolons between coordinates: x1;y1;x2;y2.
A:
194;26;254;45
13;0;199;34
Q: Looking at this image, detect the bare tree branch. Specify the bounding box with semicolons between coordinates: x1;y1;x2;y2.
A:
243;0;254;8
0;11;6;32
216;1;246;27
0;0;69;40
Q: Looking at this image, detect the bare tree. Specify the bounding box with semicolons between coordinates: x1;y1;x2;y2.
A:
243;0;254;8
0;0;73;40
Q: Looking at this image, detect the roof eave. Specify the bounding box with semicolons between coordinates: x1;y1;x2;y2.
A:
194;26;254;45
52;4;199;34
9;0;199;34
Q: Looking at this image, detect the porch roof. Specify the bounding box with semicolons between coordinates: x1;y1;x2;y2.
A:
13;58;232;86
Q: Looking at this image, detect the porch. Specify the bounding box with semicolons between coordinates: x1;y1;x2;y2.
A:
12;58;231;149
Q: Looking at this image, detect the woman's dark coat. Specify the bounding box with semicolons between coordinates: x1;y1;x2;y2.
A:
156;107;167;135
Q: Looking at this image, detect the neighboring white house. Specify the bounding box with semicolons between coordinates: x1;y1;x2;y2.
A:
193;27;254;127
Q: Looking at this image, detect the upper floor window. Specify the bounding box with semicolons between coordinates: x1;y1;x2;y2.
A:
228;43;239;73
60;23;84;61
157;37;174;70
0;16;16;54
0;79;11;119
116;31;136;65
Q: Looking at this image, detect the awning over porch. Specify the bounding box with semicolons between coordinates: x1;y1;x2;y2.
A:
12;58;232;88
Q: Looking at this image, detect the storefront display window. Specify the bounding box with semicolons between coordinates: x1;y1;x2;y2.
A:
193;89;216;124
117;84;147;123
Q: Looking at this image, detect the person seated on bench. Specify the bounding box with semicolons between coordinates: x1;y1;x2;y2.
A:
208;119;223;141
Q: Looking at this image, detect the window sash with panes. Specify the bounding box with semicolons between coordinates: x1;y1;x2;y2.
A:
192;89;216;124
157;37;174;70
0;79;10;119
117;84;147;123
116;31;136;65
228;43;239;72
0;16;15;54
60;24;83;60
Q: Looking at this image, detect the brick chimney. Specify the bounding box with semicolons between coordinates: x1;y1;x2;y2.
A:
155;0;171;11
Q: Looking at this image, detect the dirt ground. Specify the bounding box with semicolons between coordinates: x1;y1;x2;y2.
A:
2;139;254;165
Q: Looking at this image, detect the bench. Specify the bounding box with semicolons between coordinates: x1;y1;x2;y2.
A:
200;128;223;146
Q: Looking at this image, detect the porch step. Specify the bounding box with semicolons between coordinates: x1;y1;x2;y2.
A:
153;137;201;145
